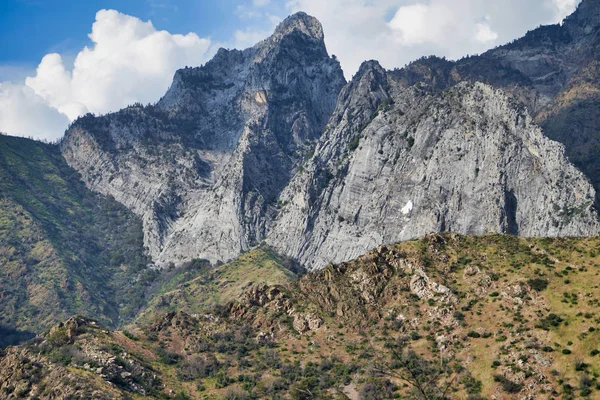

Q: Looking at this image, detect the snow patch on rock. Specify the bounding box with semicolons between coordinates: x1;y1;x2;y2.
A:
401;200;413;215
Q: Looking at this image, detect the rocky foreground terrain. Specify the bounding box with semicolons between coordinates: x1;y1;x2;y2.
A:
60;0;600;270
3;234;600;399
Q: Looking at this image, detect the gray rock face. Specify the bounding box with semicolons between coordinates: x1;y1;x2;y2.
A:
61;12;345;264
62;7;600;270
267;62;599;269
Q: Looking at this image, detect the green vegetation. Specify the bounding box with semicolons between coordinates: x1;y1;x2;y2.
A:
0;135;150;337
4;233;600;398
0;135;308;345
135;247;300;325
347;134;361;151
527;277;549;291
535;313;564;330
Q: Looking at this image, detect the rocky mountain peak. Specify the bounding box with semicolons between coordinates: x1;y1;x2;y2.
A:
270;12;324;43
268;75;600;269
566;0;600;25
353;60;389;97
563;0;600;38
354;60;387;82
61;11;345;266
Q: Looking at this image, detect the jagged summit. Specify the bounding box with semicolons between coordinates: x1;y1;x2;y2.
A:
564;0;600;37
251;11;330;62
270;11;324;42
62;10;345;266
354;59;385;77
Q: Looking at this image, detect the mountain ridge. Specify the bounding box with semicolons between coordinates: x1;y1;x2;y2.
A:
0;134;151;335
59;3;600;270
267;78;600;268
2;3;600;394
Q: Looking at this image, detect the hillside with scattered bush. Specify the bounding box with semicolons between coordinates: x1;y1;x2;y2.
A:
0;135;150;338
3;234;600;399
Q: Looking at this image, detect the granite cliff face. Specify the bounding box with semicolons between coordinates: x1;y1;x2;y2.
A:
61;13;345;265
267;63;599;268
62;3;600;270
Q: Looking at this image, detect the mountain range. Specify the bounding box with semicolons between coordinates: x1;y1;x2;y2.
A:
1;1;600;398
60;1;600;270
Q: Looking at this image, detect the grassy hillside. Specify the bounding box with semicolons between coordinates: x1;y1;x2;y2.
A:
4;234;600;399
134;247;299;326
0;134;151;338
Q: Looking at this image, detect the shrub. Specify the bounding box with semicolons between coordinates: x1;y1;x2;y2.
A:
122;330;139;341
46;328;70;347
527;278;549;292
156;347;182;365
48;345;85;366
215;371;234;389
575;360;588;371
348;135;361;151
177;354;219;381
224;388;249;400
462;375;483;394
493;375;523;393
535;313;564;330
454;311;465;321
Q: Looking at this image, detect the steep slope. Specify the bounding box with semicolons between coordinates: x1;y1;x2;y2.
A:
61;12;345;266
0;135;149;336
5;234;600;399
268;65;599;268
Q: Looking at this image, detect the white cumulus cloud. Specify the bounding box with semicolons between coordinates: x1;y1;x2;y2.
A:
0;83;70;141
286;0;582;78
549;0;579;22
388;3;455;45
0;9;213;140
475;22;499;43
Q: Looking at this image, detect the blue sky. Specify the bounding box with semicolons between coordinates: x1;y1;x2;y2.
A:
0;0;581;140
0;0;280;79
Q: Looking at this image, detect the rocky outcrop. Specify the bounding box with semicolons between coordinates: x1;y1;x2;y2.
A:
0;347;127;400
292;312;323;333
